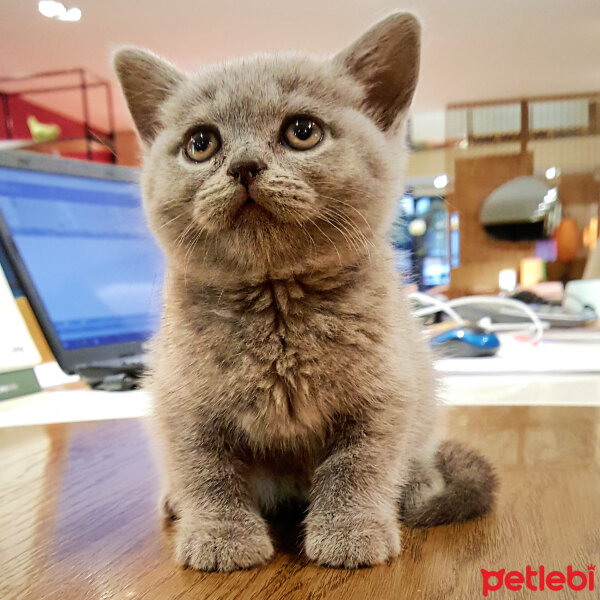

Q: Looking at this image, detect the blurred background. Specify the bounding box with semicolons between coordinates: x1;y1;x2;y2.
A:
1;0;598;297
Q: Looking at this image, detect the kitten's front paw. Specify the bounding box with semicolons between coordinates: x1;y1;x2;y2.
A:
174;514;274;572
305;512;400;569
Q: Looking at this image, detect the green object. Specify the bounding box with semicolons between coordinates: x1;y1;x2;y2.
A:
0;368;41;401
27;116;61;142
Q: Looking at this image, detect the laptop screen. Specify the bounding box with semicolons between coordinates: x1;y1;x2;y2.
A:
0;165;164;351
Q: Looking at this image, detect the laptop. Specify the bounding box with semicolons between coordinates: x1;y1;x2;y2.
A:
0;151;164;390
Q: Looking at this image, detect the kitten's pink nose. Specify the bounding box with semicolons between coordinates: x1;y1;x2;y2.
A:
227;158;267;187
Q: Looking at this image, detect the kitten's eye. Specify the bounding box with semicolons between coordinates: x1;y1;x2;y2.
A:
184;127;220;162
282;116;323;150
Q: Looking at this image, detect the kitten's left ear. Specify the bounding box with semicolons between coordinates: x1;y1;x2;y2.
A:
334;13;421;131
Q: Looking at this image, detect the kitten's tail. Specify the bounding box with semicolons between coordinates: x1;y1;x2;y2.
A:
399;440;497;528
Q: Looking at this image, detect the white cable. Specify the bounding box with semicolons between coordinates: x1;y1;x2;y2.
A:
409;291;466;325
409;293;546;343
449;296;545;343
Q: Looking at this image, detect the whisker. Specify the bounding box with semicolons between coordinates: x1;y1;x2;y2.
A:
319;194;375;236
318;211;361;256
305;215;342;266
158;212;186;231
320;205;373;262
290;214;317;258
183;228;204;289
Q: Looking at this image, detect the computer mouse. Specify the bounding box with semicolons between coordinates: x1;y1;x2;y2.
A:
430;325;500;357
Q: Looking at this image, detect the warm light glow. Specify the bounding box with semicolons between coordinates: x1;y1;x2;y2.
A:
499;269;517;293
38;0;81;21
583;217;598;250
449;213;460;230
408;218;427;237
38;0;65;17
520;258;545;287
545;166;560;180
433;174;448;189
58;7;81;21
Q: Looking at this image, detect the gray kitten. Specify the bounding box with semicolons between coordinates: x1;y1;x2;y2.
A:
113;13;496;572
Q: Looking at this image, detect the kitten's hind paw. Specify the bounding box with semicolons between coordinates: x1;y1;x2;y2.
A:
174;515;274;572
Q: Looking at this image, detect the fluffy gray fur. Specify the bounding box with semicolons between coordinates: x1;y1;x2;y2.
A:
113;13;496;572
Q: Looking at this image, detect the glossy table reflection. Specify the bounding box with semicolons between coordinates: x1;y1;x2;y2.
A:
1;405;599;600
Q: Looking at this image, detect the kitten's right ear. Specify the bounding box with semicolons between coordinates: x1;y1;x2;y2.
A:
112;47;184;144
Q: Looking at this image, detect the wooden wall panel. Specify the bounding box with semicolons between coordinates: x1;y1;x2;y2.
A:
450;152;536;295
558;172;600;206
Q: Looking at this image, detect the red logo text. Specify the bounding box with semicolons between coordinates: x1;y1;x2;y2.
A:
481;565;595;596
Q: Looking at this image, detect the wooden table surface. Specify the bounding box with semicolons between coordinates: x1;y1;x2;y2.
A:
1;405;599;600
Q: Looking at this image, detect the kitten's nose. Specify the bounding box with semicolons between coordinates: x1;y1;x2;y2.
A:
227;158;267;187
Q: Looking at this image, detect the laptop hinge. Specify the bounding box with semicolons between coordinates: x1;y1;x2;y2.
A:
93;372;139;391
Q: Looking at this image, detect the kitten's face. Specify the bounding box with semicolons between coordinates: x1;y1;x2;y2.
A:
144;60;391;274
115;14;420;278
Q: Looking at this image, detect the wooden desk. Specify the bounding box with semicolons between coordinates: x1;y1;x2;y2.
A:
1;405;599;599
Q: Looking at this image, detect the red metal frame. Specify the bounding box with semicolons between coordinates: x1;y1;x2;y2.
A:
0;68;116;163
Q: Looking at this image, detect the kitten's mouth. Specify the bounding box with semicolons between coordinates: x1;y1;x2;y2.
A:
233;189;270;222
239;193;260;212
